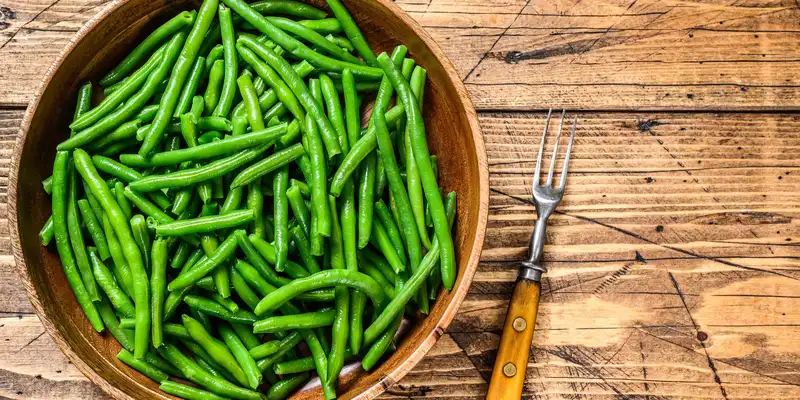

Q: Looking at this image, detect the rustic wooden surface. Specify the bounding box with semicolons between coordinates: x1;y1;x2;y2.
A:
1;0;800;398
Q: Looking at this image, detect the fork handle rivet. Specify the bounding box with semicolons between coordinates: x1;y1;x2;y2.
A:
513;317;527;332
503;362;517;377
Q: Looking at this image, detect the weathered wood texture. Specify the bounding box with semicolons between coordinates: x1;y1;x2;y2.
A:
5;0;800;110
1;0;800;399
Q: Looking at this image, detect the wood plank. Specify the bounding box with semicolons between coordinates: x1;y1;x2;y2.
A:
1;109;800;398
3;0;800;110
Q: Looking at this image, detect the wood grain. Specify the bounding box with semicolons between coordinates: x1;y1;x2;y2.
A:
5;0;800;110
1;0;800;399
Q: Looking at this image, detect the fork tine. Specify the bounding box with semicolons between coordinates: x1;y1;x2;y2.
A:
559;115;578;189
533;109;552;189
545;110;566;187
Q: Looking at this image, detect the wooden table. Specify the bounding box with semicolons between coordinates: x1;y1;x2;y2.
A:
2;0;800;398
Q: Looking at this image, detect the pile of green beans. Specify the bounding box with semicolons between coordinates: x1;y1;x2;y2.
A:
40;0;457;398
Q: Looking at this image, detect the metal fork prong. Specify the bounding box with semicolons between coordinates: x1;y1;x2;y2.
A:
546;110;566;187
533;109;553;189
559;115;578;189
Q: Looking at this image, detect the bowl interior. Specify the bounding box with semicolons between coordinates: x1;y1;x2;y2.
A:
11;0;487;398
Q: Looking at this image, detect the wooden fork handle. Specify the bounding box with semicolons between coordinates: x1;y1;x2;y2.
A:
487;278;541;400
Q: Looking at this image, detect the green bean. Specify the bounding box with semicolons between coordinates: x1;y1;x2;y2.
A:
289;225;320;274
247;179;266;239
204;59;225;113
361;263;396;299
53;152;105;332
145;352;186;378
377;55;456;289
158;343;262;400
364;192;456;344
187;339;232;380
301;118;331;249
327;34;353;51
129;145;269;192
100;11;196;86
75;48;166;131
303;328;336;398
237;34;342;157
66;162;101;303
251;0;327;19
182;314;250;386
88;250;134;318
150;238;168;348
268;16;361;64
122;187;200;246
370;220;405;276
75;149;149;355
235;235;290;288
117;349;170;382
39;217;54;246
248;340;280;359
286;185;311;235
134;105;160;123
254;308;335;333
359;249;396;285
168;232;238;290
232;61;315;120
255;331;302;372
96;297;134;351
130;214;151;270
325;0;377;66
267;372;310;400
349;284;366;354
238;73;265;131
219;323;262;389
174;56;207;117
298;18;341;34
84;120;142;153
230;142;305;188
42;175;54;195
247;234;309;278
123;321;191;340
403;66;431;250
232;322;261;350
231;267;260;311
237;42;304;122
205;44;225;73
254;269;385;316
92;156;172;209
214;4;238;117
197;275;220;291
329;46;407;196
361;313;401;371
211;292;240;312
170;242;192;270
325;194;350;384
102;214;134;297
273;357;314;375
122;125;287;168
159;381;227;400
139;0;218;157
59;31;187;151
374;199;407;266
273;166;289;272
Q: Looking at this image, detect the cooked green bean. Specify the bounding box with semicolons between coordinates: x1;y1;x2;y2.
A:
254;269;386;316
364;192;456;345
88;250;134;319
92;156;172;209
254;309;335;333
117;349;170;382
219;323;262;389
150;238;168;347
67;162;100;303
273;166;289;272
158;343;262;400
84;120;142;153
374;199;407;266
183;314;250;386
267;372;309;400
39;217;54;247
214;4;238;117
120;124;287;168
130;214;151;270
139;0;218;157
247;234;310;278
59;31;187;151
205;59;225;113
289;225;320;274
153;209;253;237
159;381;227;400
205;44;225;73
268;16;361;64
237;34;342;156
96;297;133;351
234;234;291;288
102;214;134;297
232;322;261;350
248;340;280;359
100;11;196;86
232;61;316;120
129;145;269;192
286;184;311;235
174;56;207;117
237;42;304;121
168;232;238;290
75;47;166;131
255;331;302;372
230;142;306;188
251;0;327;19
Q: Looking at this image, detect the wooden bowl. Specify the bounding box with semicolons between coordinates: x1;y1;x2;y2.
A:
9;0;488;398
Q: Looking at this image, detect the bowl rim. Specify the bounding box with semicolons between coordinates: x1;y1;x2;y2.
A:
9;0;489;398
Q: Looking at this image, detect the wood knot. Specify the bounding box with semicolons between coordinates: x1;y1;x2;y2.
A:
697;331;709;342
